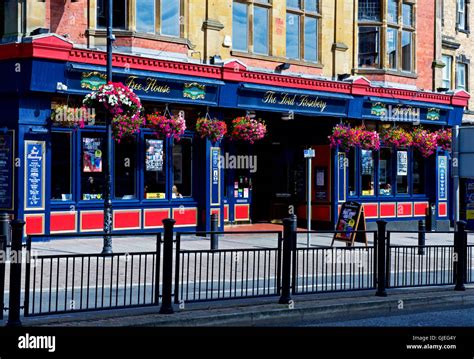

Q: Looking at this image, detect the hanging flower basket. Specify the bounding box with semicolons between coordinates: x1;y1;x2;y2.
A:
196;117;227;143
230;116;267;144
412;127;438;158
83;82;143;141
146;112;186;140
112;114;145;143
329;124;354;152
83;82;143;118
354;126;381;151
436;128;452;151
381;127;413;148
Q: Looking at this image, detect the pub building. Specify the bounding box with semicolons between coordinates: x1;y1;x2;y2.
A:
0;35;469;237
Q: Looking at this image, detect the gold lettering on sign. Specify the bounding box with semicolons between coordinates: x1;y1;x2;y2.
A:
126;76;171;94
261;91;327;112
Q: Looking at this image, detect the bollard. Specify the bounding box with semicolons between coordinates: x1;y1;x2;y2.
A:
375;220;387;297
0;213;10;255
7;220;25;327
454;221;467;291
210;213;219;251
159;218;175;314
418;220;426;255
279;214;296;304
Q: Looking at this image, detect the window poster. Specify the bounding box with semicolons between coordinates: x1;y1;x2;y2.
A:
146;139;164;172
397;151;408;176
361;150;373;175
83;137;103;173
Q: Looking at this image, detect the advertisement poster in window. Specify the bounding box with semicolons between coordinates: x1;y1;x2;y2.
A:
0;132;14;210
83;137;102;173
397;150;408;176
145;139;164;172
25;140;45;210
361;150;373;175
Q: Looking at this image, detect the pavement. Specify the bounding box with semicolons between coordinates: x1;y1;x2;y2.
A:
28;223;472;256
15;285;474;327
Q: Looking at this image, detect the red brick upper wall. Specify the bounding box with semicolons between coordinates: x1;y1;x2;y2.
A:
46;0;88;45
416;0;435;91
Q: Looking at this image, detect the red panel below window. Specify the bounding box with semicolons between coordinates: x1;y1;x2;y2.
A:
25;215;44;235
173;208;198;226
50;212;76;233
414;202;429;217
144;209;170;228
81;212;104;231
363;203;378;218
114;210;141;230
380;203;396;218
235;205;250;220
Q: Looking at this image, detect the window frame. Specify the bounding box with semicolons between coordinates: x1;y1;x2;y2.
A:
286;0;321;63
357;0;417;74
232;0;273;56
456;61;469;91
442;54;453;90
50;130;74;203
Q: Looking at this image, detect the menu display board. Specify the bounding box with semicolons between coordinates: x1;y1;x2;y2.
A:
438;155;448;200
82;137;103;173
25;140;45;210
146;139;164;172
0;132;13;209
332;201;368;246
397;150;408;176
210;147;220;205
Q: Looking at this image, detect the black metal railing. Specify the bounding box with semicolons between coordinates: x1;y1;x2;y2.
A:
386;231;456;288
23;233;161;316
1;216;472;325
292;240;376;294
174;231;282;303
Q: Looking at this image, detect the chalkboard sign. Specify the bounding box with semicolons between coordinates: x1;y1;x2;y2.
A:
332;201;368;246
25;140;45;210
0;132;14;210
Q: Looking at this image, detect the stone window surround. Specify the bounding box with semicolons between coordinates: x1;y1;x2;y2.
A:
356;0;417;76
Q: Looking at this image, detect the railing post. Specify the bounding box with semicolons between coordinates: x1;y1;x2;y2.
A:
376;220;387;297
7;220;25;327
279;214;296;304
159;218;175;314
210;213;219;251
454;221;467;291
418;219;426;255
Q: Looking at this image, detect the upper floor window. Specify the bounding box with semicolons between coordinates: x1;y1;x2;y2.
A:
97;0;128;29
286;0;320;63
135;0;182;36
442;55;453;89
358;0;416;73
232;0;271;55
457;0;468;31
456;62;468;90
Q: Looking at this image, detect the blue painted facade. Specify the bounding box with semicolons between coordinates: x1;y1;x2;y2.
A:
0;57;466;237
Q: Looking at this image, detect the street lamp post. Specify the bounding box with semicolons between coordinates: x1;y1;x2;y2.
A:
102;0;114;254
